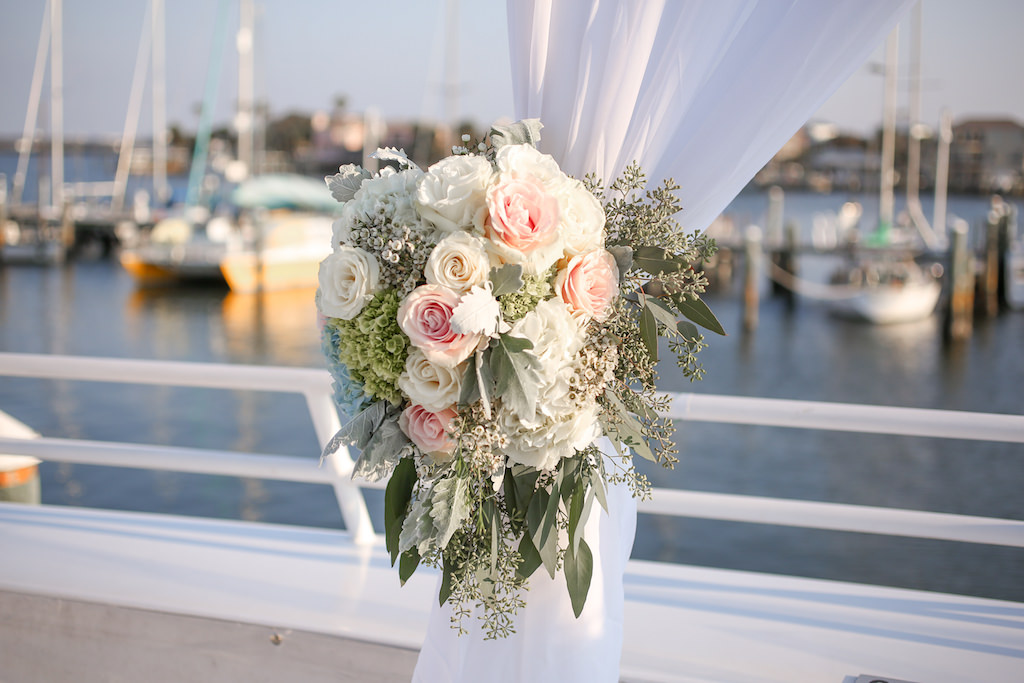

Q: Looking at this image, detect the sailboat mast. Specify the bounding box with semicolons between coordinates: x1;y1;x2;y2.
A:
12;0;50;206
878;26;898;233
111;4;152;214
905;0;941;248
152;0;169;204
236;0;255;180
50;0;64;211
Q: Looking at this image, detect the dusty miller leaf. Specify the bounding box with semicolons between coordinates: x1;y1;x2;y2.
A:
489;334;541;419
320;400;387;465
324;164;371;203
431;477;472;550
399;494;434;556
370;146;421;170
490;119;543;149
351;409;409;482
489;264;524;297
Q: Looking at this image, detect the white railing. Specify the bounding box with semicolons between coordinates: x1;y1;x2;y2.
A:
2;352;1023;550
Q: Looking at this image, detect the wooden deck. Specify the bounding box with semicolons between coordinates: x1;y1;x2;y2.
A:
1;502;1022;682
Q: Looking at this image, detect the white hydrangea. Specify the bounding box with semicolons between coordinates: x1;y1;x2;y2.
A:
345;167;426;231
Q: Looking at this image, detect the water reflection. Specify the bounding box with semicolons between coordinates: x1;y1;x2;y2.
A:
221;287;320;366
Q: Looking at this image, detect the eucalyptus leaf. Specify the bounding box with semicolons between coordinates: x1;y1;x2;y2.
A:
633;246;686;275
516;533;543;580
439;552;456;606
398;547;420;585
490;119;543;149
489;334;541;418
459;355;480;406
604;390;656;462
537;482;561;578
489;500;499;575
677;320;701;341
567;480;585;556
489;264;524;297
509;466;540;527
645;297;680;331
538;522;560;579
673;294;727;336
564;538;593;618
384;457;417;565
607;245;633;280
589;459;609;513
639;304;659;362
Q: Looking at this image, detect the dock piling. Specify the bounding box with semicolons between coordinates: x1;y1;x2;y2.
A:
744;225;761;332
944;220;974;342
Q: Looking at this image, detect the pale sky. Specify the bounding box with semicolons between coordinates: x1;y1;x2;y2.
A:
1;0;1022;140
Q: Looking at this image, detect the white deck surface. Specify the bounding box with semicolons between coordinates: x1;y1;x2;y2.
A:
1;502;1022;683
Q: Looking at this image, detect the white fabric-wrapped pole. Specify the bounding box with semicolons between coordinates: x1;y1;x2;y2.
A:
415;2;913;681
507;0;915;233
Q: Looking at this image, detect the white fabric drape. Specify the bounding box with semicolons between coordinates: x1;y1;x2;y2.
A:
413;441;636;682
507;0;915;233
414;2;912;681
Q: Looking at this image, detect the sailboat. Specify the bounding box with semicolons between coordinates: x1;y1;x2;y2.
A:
120;0;337;293
827;9;942;324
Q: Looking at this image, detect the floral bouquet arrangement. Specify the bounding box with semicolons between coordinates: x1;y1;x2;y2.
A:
317;120;721;638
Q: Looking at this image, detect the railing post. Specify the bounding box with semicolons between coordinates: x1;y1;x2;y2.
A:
303;384;376;545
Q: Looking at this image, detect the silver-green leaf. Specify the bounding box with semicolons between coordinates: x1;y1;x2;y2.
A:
489;264;524;297
489;334;541;419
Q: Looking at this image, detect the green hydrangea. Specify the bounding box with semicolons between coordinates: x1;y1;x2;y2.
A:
499;269;554;322
330;289;408;405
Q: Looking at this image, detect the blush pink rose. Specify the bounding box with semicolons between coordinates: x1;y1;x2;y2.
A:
485;175;561;268
554;249;619;322
399;404;457;461
397;284;482;367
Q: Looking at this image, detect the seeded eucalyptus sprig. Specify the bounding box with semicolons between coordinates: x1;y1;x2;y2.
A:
589;162;724;486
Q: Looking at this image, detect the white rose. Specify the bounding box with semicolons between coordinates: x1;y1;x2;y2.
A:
494;144;568;192
559;179;606;256
416;155;492;233
316;246;381;320
425;231;492;292
398;349;463;413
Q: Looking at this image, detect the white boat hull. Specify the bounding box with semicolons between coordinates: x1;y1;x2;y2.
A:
829;279;942;324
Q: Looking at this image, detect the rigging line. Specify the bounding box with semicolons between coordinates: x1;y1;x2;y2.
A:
765;260;864;301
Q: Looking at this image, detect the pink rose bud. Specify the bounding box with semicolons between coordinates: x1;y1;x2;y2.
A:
397;284;482;367
399;404;457;460
555;249;619;321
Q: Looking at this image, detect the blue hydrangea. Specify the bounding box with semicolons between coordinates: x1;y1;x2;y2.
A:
321;322;371;418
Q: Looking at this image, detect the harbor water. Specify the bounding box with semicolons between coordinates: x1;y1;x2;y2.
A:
1;182;1022;603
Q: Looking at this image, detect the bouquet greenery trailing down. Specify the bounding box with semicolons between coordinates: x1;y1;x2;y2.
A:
317;119;722;639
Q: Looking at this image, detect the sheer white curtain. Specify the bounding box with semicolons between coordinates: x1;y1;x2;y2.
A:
508;0;914;233
414;2;912;681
